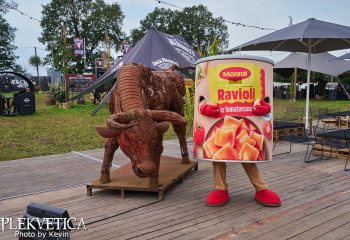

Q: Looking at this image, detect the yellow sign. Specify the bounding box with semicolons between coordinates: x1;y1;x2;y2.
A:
208;63;263;104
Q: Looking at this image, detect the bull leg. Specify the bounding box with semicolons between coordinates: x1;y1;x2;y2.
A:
148;157;160;187
100;137;119;184
172;123;190;164
149;138;163;188
149;156;161;188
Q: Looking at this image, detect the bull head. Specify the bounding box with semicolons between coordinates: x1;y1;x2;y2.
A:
96;110;186;178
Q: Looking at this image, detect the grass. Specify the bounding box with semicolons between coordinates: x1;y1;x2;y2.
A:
273;98;350;119
0;92;348;161
0;93;106;160
0;92;178;161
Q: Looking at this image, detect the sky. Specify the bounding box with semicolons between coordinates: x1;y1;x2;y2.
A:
4;0;350;75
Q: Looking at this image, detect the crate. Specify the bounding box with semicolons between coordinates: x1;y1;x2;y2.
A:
273;126;305;141
312;144;349;159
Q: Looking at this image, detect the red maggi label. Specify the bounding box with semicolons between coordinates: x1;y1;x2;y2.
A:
219;67;251;81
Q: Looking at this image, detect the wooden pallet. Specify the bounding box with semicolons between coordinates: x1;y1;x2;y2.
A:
338;148;350;160
87;156;198;200
273;126;305;141
312;144;349;160
339;117;350;129
321;118;340;128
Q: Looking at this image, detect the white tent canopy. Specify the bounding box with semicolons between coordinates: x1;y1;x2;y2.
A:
275;52;350;77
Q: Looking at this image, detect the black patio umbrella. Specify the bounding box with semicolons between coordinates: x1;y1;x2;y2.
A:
71;28;200;114
225;18;350;130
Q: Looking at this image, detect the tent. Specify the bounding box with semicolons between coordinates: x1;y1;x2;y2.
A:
274;52;350;99
275;52;350;77
331;52;350;61
72;28;200;113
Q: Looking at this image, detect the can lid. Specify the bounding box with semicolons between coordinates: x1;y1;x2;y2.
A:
195;54;274;65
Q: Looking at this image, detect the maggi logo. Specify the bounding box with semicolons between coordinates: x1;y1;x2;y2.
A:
219;67;251;81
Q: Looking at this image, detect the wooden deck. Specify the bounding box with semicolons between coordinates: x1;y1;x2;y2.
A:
0;140;350;239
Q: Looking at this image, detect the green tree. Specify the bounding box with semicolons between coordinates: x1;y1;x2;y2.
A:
313;72;329;97
176;5;228;56
273;72;289;83
29;54;42;83
208;38;220;56
40;0;125;73
129;7;178;45
0;0;21;71
130;5;229;56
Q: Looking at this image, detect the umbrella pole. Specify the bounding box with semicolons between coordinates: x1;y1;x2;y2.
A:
305;47;311;131
294;67;297;101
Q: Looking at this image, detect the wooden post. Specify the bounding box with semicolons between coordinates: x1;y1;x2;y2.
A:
158;191;164;201
194;162;198;171
87;186;92;196
63;24;68;103
34;47;40;86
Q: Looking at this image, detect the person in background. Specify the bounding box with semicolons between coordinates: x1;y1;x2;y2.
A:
121;40;131;56
91;90;101;104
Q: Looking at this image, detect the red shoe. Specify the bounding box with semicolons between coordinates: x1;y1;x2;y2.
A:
205;189;230;207
255;189;281;207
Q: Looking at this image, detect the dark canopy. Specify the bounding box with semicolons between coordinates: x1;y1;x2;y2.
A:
224;18;350;130
225;18;350;53
71;28;200;102
0;71;35;92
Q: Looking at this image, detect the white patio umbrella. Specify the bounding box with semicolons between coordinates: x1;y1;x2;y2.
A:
275;52;350;99
331;52;350;60
275;52;350;77
225;18;350;130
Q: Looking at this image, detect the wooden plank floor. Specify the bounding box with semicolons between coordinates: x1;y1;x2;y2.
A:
0;140;350;239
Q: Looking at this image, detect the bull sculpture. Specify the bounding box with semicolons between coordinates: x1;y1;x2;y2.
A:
96;63;191;188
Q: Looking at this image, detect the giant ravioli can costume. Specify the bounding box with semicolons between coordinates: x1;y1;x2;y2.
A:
193;55;274;163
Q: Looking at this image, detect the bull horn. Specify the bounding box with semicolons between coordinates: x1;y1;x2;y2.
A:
154;121;170;133
95;125;120;138
107;112;138;130
148;110;187;125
